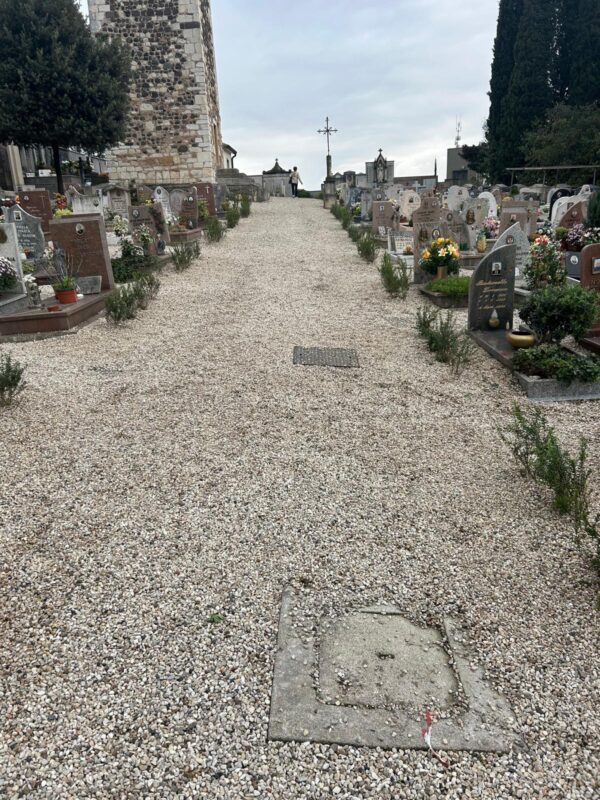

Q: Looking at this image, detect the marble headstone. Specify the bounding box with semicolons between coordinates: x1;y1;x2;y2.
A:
49;215;114;291
493;222;530;281
468;244;516;331
152;186;172;219
5;205;46;260
555;199;589;230
478;191;498;219
180;187;199;229
579;244;600;336
0;222;26;298
19;188;52;234
67;187;103;215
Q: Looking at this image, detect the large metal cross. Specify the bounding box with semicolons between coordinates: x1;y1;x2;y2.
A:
318;116;338;155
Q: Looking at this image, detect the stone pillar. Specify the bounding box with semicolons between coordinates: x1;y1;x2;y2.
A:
7;145;24;191
88;0;223;185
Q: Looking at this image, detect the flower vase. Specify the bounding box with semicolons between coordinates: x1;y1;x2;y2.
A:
476;236;487;254
436;266;447;281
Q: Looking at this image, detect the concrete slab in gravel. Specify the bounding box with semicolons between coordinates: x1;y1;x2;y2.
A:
268;590;524;752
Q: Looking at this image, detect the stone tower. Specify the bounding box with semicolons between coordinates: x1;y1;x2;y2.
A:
88;0;223;185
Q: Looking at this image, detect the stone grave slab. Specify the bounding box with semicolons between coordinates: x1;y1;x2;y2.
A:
412;195;447;283
152;185;172;220
579;244;600;337
372;200;396;233
5;205;46;261
555;199;589;230
548;187;572;218
478;191;498;219
293;347;359;368
130;205;158;255
106;186;131;219
19;188;52;234
67;187;103;215
468;243;516;332
0;223;28;314
447;186;469;212
499;200;535;237
48;215;114;291
180;187;199;229
268;589;523;752
493;223;530;281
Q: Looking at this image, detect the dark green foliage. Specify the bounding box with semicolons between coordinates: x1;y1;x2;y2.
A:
357;231;377;263
415;307;474;375
340;206;352;230
567;0;600;105
523;104;600;180
0;0;131;193
204;216;224;243
296;189;314;198
502;403;599;574
587;191;600;228
512;344;600;384
520;285;599;343
379;253;409;298
425;276;470;297
111;241;158;284
240;195;251;218
131;271;160;309
460;142;490;180
225;206;240;229
105;286;138;324
171;243;195;272
497;0;555;175
0;353;26;406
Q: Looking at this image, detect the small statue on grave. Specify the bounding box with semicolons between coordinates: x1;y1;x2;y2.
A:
25;275;42;308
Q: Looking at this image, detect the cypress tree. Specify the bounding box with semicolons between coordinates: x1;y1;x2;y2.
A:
495;0;555;177
0;0;130;193
568;0;600;105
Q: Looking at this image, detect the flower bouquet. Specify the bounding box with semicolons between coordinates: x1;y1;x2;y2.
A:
419;237;460;278
0;256;17;291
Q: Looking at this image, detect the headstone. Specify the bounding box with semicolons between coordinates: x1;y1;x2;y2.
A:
398;189;421;220
478;191;498;219
180;187;199;229
447;186;469;212
499;200;535;237
4;205;46;261
196;183;217;217
19;188;52;234
136;185;153;204
48;215;114;291
468;244;516;331
130;205;158;255
555;199;589;230
551;195;576;227
444;210;471;250
67;186;103;215
106;186;131;218
579;244;600;336
412;195;447;283
548;187;573;218
372;200;396;233
493;222;530;281
213;184;229;214
152;185;171;219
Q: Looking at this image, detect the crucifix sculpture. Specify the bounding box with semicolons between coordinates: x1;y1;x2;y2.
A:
318;116;338;156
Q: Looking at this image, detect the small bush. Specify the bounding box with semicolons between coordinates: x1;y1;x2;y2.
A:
520;284;599;344
415;308;474;375
512;344;600;384
131;272;161;309
348;225;362;243
240;195;251;218
425;276;470;298
502;403;599;573
226;206;241;229
111;246;158;284
379;253;409;298
340;206;352;229
105;286;138;324
357;231;378;263
0;353;25;407
204;216;224;243
171;243;195;272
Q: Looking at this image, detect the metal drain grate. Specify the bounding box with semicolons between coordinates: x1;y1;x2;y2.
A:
293;346;359;368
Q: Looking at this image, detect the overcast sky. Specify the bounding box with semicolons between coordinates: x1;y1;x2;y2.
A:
80;1;500;189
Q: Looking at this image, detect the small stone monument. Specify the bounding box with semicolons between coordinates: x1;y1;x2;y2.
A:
0;223;28;314
493;222;530;280
19;188;52;234
67;186;103;215
5;205;46;261
468;244;516;332
48;215;114;290
179;187;199;229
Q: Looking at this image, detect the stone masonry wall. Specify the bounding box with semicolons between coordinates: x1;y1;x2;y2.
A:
88;0;223;185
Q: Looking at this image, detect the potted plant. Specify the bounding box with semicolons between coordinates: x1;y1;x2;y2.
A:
41;246;80;304
523;235;565;290
419;237;460;281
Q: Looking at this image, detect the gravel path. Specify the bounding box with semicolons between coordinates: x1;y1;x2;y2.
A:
1;198;598;798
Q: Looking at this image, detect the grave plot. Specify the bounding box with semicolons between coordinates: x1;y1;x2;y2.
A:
269;589;523;752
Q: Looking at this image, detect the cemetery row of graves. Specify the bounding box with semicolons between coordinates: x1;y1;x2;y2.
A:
0;179;255;402
329;182;600;587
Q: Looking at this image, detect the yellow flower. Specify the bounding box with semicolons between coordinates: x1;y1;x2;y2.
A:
422;249;430;260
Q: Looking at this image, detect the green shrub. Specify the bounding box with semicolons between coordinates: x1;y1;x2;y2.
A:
425;276;470;298
105;286;138;324
415;308;474;375
240;195;251;218
204;216;224;243
587;190;600;227
340;206;352;230
111;241;159;284
131;272;161;309
297;189;313;198
225;206;241;229
520;284;599;343
0;353;25;406
379;253;409;298
512;344;600;384
357;231;378;263
502;404;599;574
171;243;195;272
348;225;362;243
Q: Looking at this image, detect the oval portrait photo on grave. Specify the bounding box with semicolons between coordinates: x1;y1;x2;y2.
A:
76;223;85;235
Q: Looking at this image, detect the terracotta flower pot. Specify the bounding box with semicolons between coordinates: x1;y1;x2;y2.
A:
54;288;78;304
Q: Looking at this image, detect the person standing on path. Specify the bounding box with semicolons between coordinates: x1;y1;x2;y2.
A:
290;167;303;197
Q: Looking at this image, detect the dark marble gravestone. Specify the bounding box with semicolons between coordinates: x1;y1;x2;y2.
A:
5;205;46;260
180;187;199;229
555;199;589;231
195;183;217;216
49;215;114;291
129;205;158;255
412;195;448;284
19;188;52;234
468;243;516;332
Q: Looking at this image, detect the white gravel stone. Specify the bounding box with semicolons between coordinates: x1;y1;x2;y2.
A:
0;198;599;798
